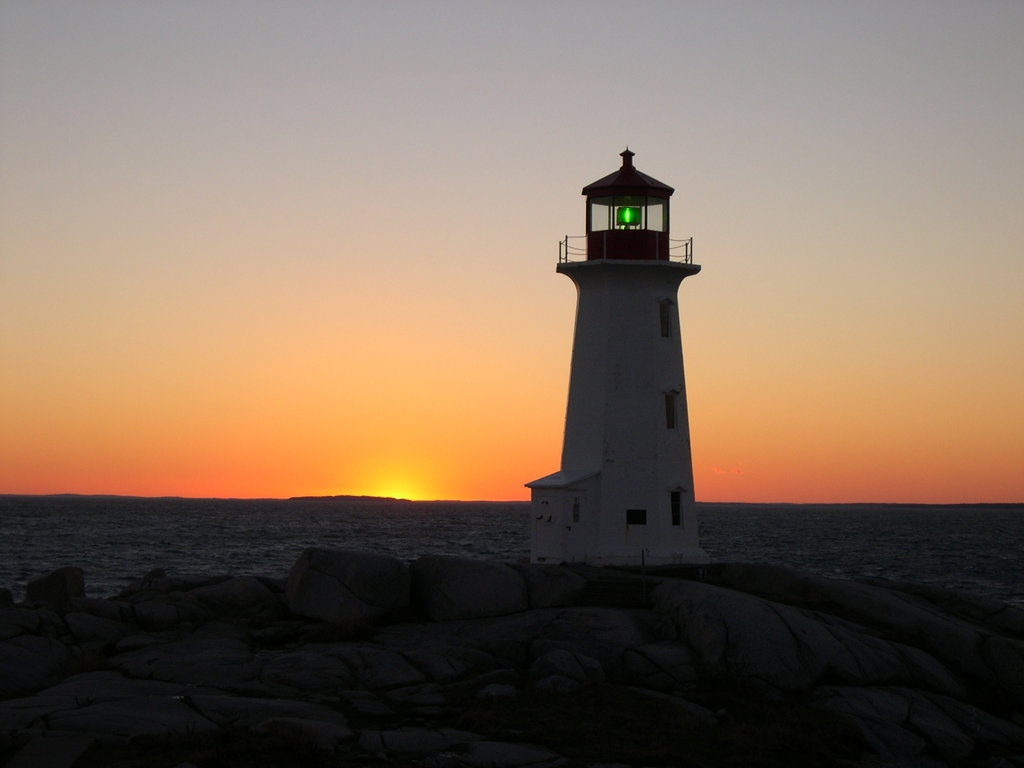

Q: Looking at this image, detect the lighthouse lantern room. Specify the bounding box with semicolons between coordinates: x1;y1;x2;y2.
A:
527;150;708;566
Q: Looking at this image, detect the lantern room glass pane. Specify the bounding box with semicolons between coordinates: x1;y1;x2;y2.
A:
646;198;667;232
589;197;612;232
613;195;645;230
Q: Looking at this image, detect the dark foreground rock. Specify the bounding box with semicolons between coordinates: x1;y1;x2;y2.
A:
287;548;410;624
1;555;1022;767
411;556;529;621
24;566;85;609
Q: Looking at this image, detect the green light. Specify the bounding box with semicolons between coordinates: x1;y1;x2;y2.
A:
616;206;641;227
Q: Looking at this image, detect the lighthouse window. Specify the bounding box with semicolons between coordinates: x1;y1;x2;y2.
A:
647;198;667;232
626;509;647;525
616;205;641;228
665;393;677;429
572;496;580;522
659;301;673;338
613;196;645;229
589;197;612;232
671;491;681;526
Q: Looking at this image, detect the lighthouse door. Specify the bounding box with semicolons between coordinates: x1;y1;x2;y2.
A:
532;492;567;563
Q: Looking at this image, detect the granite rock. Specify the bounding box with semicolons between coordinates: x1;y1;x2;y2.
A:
325;646;426;690
188;694;350;729
559;607;655;649
534;675;580;693
460;740;566;767
529;649;604;684
66;597;132;623
258;649;356;693
622;642;698;691
63;613;138;644
653;578;965;696
511;564;586;609
880;580;1024;640
32;670;190;702
190;576;278;615
254;717;353;753
411;557;528;621
25;567;84;610
0;588;12;609
711;563;1003;686
980;635;1024;707
287;548;411;624
477;683;517;698
112;637;255;686
402;646;498;683
0;635;76;694
46;696;219;744
0;609;40;641
359;727;480;755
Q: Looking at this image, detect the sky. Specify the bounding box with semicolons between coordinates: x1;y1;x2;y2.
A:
1;1;1022;503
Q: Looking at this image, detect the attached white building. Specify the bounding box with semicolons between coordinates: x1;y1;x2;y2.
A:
527;150;708;566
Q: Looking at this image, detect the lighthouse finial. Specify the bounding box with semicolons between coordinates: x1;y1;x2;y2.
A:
620;147;634;168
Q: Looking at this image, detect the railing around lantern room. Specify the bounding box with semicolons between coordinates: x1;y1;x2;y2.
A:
558;235;694;264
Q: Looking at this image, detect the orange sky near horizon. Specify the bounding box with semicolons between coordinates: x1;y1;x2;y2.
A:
2;2;1022;503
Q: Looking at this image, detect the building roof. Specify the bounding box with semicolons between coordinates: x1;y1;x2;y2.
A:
581;149;674;198
525;468;600;489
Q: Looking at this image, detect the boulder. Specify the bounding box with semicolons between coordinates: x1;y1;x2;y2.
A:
119;571;229;601
477;683;517;698
812;686;928;762
112;637;255;687
323;646;426;690
34;670;190;701
402;646;497;683
710;563;996;683
0;635;77;694
510;564;586;608
1;733;95;768
529;650;604;684
813;685;1024;763
0;588;12;609
259;649;356;693
63;613;138;644
190;576;278;615
622;642;698;691
46;696;219;744
981;634;1024;707
254;717;352;753
24;567;84;609
411;557;528;621
653;579;965;696
131;600;179;632
359;727;480;755
190;695;348;728
34;608;68;639
287;549;410;624
0;609;40;641
882;580;1024;640
531;673;579;693
460;740;566;768
559;607;654;649
66;597;132;623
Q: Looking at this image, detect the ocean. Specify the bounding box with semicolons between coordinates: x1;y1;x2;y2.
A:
1;495;1021;607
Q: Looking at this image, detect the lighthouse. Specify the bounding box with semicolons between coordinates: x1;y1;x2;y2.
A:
527;150;708;566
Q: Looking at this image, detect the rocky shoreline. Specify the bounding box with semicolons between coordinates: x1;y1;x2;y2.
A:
1;551;1023;768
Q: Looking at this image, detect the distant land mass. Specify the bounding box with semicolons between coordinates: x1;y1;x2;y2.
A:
287;495;526;504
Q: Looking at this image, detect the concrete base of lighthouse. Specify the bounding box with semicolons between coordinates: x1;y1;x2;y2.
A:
527;469;708;566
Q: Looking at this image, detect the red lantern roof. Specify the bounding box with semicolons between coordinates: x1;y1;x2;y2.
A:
581;149;674;198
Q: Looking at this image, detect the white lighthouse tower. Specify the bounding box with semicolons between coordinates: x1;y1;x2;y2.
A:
527;150;708;566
